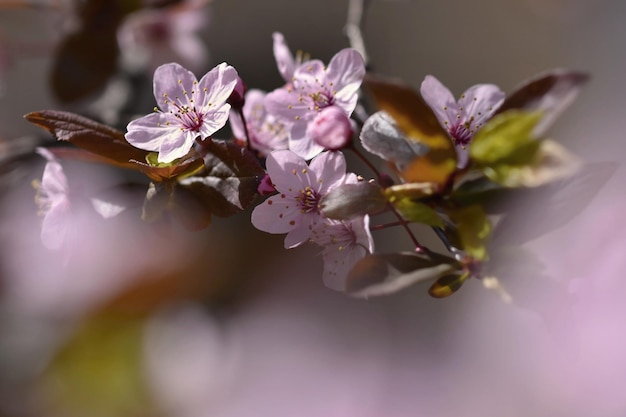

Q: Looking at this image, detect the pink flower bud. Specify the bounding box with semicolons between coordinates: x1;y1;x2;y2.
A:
227;76;247;110
257;174;276;196
308;106;353;150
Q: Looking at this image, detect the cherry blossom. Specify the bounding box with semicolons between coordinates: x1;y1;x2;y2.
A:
272;31;312;84
265;48;365;160
125;62;238;163
33;147;71;251
251;150;348;249
310;215;373;291
420;75;505;167
229;88;289;156
117;0;211;75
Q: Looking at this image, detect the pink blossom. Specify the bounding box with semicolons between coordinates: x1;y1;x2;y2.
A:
117;0;211;75
265;48;365;160
251;150;348;249
125;62;238;163
229;89;289;156
272;31;311;83
310;215;374;291
420;75;505;167
34;147;71;251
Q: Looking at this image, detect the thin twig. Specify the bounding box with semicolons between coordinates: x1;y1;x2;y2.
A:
345;0;370;66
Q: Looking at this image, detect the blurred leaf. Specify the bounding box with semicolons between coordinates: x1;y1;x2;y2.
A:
359;111;428;169
393;199;444;227
51;29;119;103
42;315;152;417
446;205;492;260
363;73;457;187
428;272;470;298
49;0;145;102
485;139;581;188
385;182;437;200
492;161;618;245
90;183;146;219
346;251;461;298
449;176;513;212
470;110;542;166
24;110;148;167
142;181;173;223
319;181;387;219
179;139;265;217
142;181;213;230
496;69;590;136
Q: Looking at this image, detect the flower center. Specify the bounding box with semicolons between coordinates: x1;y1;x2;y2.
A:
309;91;333;110
174;103;204;132
296;186;320;214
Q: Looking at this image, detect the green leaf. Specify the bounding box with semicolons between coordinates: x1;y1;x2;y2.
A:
449;176;514;213
41;315;151;417
385;182;438;200
393;199;444;227
131;149;206;182
319;182;387;219
345;251;461;298
428;272;470;298
446;205;492;261
470;110;542;166
496;69;590;137
484;139;581;188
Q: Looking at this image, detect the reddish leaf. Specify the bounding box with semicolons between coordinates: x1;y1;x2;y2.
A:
24;110;148;167
178;139;265;218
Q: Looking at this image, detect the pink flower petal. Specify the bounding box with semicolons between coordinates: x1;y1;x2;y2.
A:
420;75;457;128
265;150;310;194
326;48;365;113
288;120;324;160
272;32;295;82
153;62;198;113
198;62;238;110
250;197;300;234
309;151;347;194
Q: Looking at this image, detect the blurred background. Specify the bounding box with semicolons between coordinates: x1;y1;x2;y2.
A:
0;0;625;416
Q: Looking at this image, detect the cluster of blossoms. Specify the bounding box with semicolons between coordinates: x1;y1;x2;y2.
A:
30;31;594;298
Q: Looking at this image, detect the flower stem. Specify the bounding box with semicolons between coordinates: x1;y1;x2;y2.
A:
348;143;382;181
237;108;253;153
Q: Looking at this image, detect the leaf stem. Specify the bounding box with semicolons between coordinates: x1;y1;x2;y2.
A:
370;220;409;231
349;145;424;251
348;143;382;181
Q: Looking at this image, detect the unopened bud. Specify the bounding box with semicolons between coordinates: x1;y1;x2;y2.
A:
257;174;277;196
308;106;353;150
227;76;247;110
